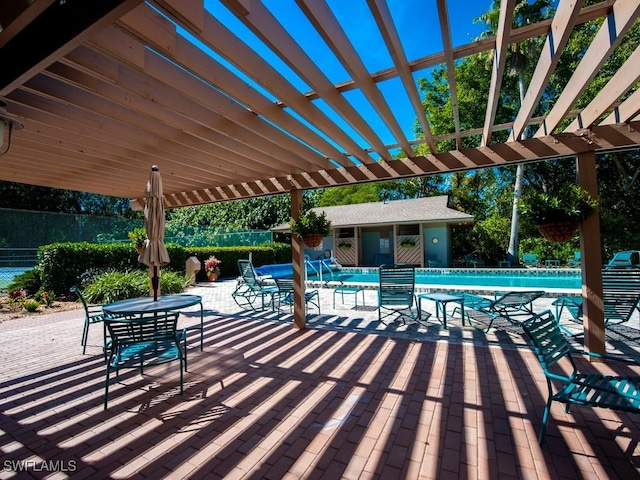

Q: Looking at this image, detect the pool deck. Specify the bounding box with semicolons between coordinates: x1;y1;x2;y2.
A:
1;280;639;479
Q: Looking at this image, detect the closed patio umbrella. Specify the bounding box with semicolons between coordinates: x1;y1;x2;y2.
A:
139;165;170;300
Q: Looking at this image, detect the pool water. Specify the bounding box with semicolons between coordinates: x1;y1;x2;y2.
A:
320;267;581;290
0;266;32;289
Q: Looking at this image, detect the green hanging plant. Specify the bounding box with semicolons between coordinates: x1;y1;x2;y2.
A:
519;184;597;225
289;210;332;238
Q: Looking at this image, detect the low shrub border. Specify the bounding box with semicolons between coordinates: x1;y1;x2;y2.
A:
37;241;292;297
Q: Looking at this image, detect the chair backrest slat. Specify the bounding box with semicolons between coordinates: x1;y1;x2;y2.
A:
238;259;262;286
105;313;179;344
601;269;640;323
522;310;573;371
70;285;91;313
495;290;544;306
379;264;415;304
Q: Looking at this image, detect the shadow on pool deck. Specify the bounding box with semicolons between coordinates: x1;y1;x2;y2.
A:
1;281;640;478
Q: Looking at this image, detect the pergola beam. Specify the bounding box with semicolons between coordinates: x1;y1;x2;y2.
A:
131;121;640;208
509;0;583;142
535;0;640;137
219;0;392;161
296;0;412;157
368;0;437;154
154;0;375;166
566;44;640;131
482;0;515;147
436;0;461;150
600;87;640;125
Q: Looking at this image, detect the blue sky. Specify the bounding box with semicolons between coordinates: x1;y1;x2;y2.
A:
195;0;493;156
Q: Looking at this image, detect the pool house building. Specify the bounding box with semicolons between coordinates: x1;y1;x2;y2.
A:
274;196;473;267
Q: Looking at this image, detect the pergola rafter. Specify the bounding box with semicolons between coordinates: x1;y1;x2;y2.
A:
0;0;635;208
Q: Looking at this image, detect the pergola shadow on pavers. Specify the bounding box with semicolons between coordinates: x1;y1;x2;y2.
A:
1;0;640;352
1;299;640;478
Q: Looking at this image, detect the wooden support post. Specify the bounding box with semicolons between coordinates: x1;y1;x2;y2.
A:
291;189;306;329
577;150;605;358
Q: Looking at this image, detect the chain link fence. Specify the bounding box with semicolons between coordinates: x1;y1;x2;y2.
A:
0;208;274;290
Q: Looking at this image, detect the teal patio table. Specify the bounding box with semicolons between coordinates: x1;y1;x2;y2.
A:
103;294;204;350
417;292;464;329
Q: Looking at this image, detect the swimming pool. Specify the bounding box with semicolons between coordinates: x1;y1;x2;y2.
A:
317;267;582;293
0;266;31;289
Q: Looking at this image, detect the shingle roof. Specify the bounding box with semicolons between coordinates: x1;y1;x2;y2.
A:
273;196;473;231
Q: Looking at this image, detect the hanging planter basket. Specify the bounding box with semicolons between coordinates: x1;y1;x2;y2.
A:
302;234;324;248
536;222;579;242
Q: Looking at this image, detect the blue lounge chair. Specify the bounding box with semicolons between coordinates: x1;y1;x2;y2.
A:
232;259;279;311
605;250;640;269
454;290;545;332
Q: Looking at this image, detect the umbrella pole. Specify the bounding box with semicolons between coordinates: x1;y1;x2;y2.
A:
152;265;159;301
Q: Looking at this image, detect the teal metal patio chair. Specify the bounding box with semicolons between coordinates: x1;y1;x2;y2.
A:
427;254;442;268
378;264;424;325
521;253;539;268
464;253;484;268
71;285;107;355
522;310;640;445
552;268;640;335
103;312;187;409
231;259;279;311
567;251;581;267
273;278;320;315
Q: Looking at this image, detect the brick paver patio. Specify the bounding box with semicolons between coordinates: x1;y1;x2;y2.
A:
1;280;640;479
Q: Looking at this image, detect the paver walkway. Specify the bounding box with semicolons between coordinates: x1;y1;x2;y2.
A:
1;280;639;479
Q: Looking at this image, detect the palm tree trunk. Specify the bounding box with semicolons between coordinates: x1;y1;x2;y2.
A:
507;72;528;263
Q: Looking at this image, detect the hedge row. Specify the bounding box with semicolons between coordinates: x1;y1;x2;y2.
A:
39;242;292;297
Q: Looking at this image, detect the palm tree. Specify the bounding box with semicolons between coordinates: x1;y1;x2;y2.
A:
475;0;553;264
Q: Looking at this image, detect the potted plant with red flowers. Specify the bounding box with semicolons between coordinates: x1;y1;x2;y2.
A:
205;255;222;281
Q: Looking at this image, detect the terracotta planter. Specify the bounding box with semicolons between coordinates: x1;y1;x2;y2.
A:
536;222;578;242
302;234;324;248
135;245;144;254
208;272;219;282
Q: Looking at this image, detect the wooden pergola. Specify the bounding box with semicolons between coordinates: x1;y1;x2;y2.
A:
1;0;639;353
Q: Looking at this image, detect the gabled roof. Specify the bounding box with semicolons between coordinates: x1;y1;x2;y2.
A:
273;196;473;231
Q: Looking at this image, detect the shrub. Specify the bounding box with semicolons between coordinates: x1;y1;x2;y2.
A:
81;270;191;304
7;269;41;296
35;290;55;307
23;300;40;312
37;241;291;296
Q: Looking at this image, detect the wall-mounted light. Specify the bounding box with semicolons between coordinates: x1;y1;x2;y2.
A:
0;100;23;157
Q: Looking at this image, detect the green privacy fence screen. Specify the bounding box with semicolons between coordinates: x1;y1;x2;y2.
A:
0;208;273;249
0;208;143;248
0;209;273;289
